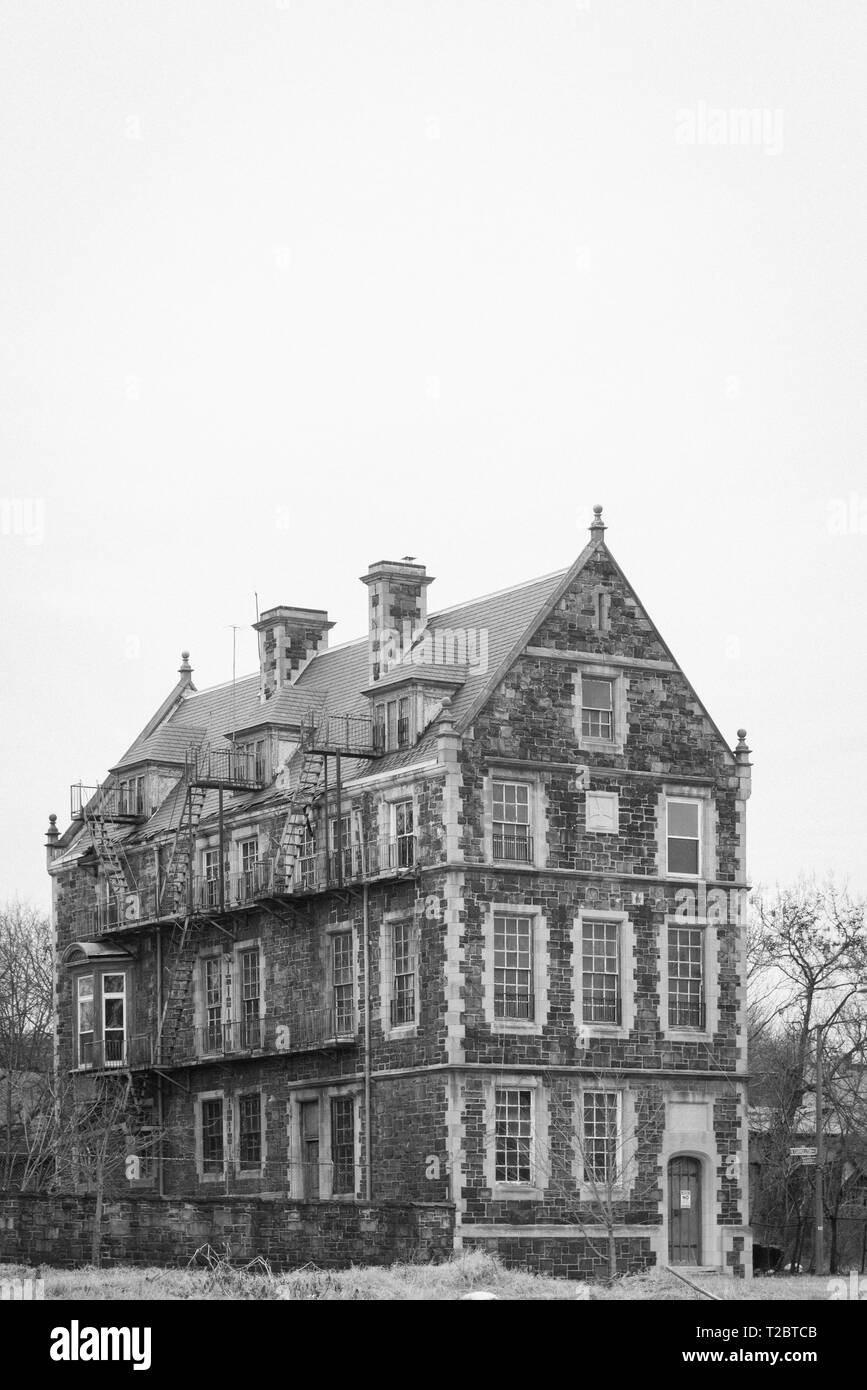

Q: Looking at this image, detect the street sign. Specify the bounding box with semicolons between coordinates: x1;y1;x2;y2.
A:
798;1156;818;1166
790;1146;818;1157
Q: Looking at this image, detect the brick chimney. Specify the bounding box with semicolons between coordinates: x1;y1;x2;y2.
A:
253;606;335;701
361;558;433;684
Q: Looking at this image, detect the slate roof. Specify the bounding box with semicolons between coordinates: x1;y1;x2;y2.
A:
62;566;570;847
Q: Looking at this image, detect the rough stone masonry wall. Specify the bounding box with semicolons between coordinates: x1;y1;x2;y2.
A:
0;1194;454;1271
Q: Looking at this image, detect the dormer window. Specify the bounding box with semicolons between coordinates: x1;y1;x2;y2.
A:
374;697;413;751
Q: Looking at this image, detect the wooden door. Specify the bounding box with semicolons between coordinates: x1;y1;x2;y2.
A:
669;1156;702;1264
300;1100;320;1199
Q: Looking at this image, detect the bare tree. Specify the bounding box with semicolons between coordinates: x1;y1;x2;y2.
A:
0;900;53;1187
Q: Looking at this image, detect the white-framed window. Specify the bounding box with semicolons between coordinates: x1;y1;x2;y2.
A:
581;677;614;740
666;798;702;877
581;919;620;1024
582;1090;620;1185
288;1085;361;1200
397;696;411;748
667;925;705;1029
202;956;224;1053
492;780;531;862
329;814;352;879
330;931;354;1038
574;668;627;753
392;798;415;869
390;921;416;1027
493;913;534;1021
297;823;317;889
101;973;127;1067
585;791;619;834
494;1088;532;1184
239;947;261;1047
202;846;220;908
77;974;94;1069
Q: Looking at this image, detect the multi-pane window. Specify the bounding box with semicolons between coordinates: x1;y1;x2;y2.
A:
581;677;614;740
238;1093;262;1171
394;799;414;868
397;697;410;748
582;1091;619;1185
390;922;416;1026
582;920;620;1024
297;824;317;890
387;700;398;751
668;926;704;1028
203;957;223;1052
240;949;261;1047
331;933;354;1037
374;705;386;752
201;1099;224;1175
203;847;220;908
331;1097;355;1195
330;815;352;878
102;974;127;1066
118;775;145;816
493;914;534;1020
240;837;258;874
494;1089;532;1184
254;739;267;783
492;782;531;862
77;975;94;1068
667;799;701;876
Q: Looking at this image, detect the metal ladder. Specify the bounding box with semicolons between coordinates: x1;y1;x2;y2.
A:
82;799;136;900
154;916;196;1065
272;744;325;887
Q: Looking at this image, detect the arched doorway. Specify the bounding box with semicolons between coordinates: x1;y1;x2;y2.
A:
668;1156;702;1264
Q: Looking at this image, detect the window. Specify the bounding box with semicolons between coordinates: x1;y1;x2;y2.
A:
331;1096;355;1195
494;914;534;1020
329;815;352;879
390;922;416;1026
668;926;704;1028
238;1094;262;1171
102;973;127;1066
203;847;220;908
254;739;266;782
239;838;259;902
495;1089;532;1184
373;705;386;752
492;781;531;862
393;799;414;868
667;799;701;876
330;933;354;1037
203;957;223;1052
77;975;94;1068
582;920;620;1024
582;1091;619;1184
387;700;398;750
581;678;614;740
201;1099;224;1175
239;948;261;1047
297;824;317;889
397;697;410;748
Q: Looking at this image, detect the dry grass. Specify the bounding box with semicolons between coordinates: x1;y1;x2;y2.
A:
0;1252;846;1301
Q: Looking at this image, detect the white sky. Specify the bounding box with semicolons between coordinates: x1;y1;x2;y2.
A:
2;1;866;910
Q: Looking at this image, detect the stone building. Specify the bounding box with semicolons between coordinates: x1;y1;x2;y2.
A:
46;507;752;1277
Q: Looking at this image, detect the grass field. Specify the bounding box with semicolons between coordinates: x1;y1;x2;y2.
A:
0;1252;849;1300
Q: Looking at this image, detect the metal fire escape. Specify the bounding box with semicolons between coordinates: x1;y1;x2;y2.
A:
72;783;144;906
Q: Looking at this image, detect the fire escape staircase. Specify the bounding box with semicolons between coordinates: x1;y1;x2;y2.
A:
81;795;137;902
273;743;325;889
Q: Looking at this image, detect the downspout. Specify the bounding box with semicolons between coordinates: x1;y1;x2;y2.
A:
363;880;372;1200
156;925;165;1196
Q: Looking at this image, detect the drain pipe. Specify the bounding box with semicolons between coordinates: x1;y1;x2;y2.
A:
156;925;165;1197
363;880;372;1200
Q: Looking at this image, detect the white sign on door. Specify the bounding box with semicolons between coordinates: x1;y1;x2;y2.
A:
680;1190;691;1208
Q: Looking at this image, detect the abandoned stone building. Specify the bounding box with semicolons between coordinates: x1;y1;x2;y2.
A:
46;507;753;1276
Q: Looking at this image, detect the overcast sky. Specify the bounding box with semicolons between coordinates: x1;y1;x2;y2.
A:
2;1;866;910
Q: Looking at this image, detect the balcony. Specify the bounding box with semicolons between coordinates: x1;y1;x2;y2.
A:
71;784;148;823
192;861;275;914
77;1034;154;1072
492;832;534;864
289;835;417;894
186;744;265;792
299;713;382;759
158;1009;356;1067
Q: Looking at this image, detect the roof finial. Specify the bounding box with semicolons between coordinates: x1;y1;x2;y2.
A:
590;504;606;540
179;650;192;677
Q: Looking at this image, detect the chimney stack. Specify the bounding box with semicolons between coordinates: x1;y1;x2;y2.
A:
361;558;433;684
253;606;335;702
